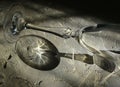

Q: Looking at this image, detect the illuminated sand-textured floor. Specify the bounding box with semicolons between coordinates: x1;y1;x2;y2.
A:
0;1;120;87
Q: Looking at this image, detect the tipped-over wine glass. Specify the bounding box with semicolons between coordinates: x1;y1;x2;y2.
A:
3;4;79;43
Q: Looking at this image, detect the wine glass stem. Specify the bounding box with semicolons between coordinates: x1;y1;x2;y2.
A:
25;23;76;39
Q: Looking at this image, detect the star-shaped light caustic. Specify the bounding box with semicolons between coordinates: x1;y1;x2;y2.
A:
27;40;49;65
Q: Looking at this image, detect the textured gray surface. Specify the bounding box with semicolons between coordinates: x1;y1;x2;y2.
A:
0;1;120;87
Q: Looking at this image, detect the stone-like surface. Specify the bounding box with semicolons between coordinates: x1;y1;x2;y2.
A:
0;0;120;87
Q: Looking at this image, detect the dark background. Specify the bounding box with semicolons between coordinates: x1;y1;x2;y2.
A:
30;0;120;23
3;0;120;23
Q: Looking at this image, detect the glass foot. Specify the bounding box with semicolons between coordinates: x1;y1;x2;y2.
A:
3;4;25;43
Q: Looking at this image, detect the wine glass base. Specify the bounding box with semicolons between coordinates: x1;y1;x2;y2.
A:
3;4;25;43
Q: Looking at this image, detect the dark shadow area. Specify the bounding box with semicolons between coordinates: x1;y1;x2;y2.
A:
25;0;120;23
2;0;120;23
